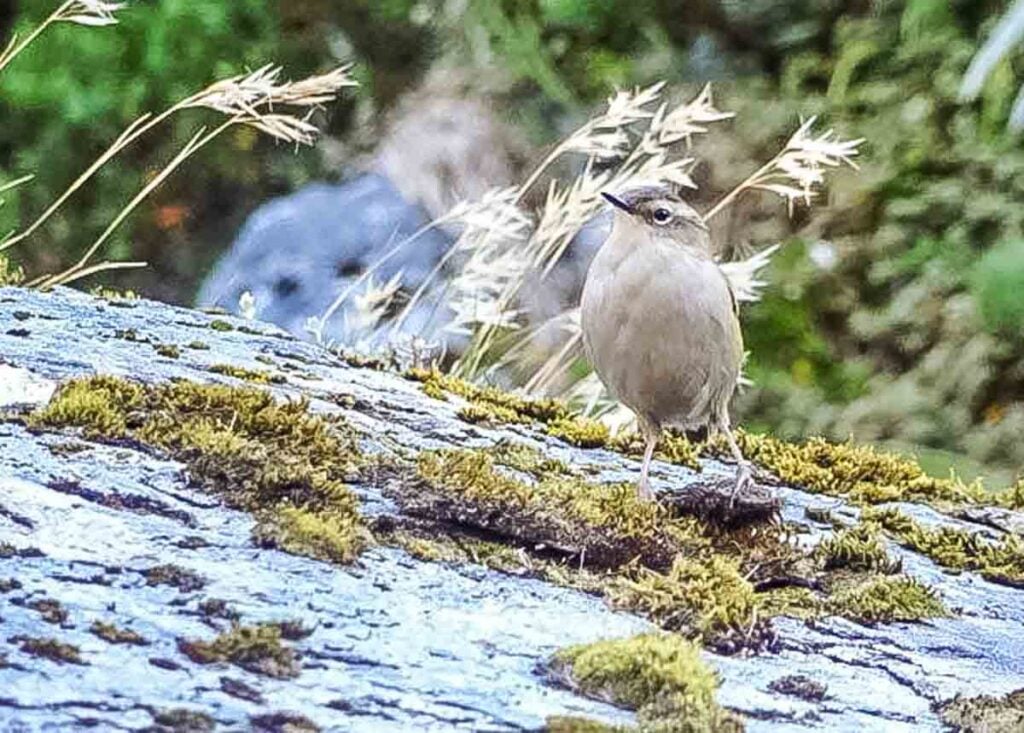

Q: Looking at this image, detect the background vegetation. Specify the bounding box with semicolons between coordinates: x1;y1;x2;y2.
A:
2;0;1023;482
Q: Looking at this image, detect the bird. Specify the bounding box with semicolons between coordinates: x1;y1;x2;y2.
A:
580;184;752;501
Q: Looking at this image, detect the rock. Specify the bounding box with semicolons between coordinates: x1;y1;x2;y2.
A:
1;286;1023;732
196;174;610;355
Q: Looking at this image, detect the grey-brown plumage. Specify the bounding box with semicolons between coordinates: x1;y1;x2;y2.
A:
580;185;751;500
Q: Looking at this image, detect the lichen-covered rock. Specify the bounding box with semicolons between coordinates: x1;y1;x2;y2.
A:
1;286;1024;732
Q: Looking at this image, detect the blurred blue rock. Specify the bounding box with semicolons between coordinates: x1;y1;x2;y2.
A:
197;173;456;350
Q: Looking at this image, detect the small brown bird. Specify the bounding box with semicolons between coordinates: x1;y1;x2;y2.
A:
580;184;752;500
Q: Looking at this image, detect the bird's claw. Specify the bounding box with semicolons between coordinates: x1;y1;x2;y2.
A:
636;479;656;502
728;463;754;508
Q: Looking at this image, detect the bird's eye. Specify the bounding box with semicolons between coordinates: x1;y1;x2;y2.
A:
653;208;671;224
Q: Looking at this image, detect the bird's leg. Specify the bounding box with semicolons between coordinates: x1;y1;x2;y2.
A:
637;430;658;502
721;423;754;503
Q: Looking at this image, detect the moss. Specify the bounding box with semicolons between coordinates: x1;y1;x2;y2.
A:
197;598;241;622
866;507;1024;587
406;368;704;472
758;586;822;619
544;717;625;732
768;675;827;702
150;708;216;732
254;506;364;564
719;431;989;508
814;524;900;573
27;598;69;625
209;319;234;332
607;555;758;641
388;529;532;574
29;376;369;564
414;448;705;568
550;633;742;732
827;575;948;624
0;253;25;286
458;402;528;425
250;712;320;732
208;363;286;385
91;286;139;302
143;564;206;593
13;636;85;665
154;344;181;359
939;688;1024;733
178;623;299;678
91;621;148;646
187;340;210;350
546;416;610;448
488;439;574;479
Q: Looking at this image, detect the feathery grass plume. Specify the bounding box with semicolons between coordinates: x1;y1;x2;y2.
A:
0;9;356;289
0;1;125;74
705;117;862;219
345;271;404;341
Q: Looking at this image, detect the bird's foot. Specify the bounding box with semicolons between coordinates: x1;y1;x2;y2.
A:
729;463;754;508
636;478;656;502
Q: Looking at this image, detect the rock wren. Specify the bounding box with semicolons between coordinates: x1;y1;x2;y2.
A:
580;184;752;500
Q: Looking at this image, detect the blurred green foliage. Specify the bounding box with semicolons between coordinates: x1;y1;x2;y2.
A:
972;239;1024;337
0;0;336;299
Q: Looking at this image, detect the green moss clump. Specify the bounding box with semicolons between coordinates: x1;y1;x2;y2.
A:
814;524;900;573
28;598;69;625
939;688;1024;733
610;430;701;472
488;440;573;479
608;555;758;640
415;448;705;567
720;431;988;507
90;621;148;646
187;340;210;350
759;586;822;620
150;708;216;732
827;575;948;624
550;633;742;732
154;344;181;359
254;506;365;564
209;319;234;332
208;363;286;385
178;623;299;678
30;376;368;564
543;716;622;732
0;253;25;286
546;416;610;448
143;564;206;592
91;286;139;302
457;402;528;425
13;636;85;665
866;507;1024;587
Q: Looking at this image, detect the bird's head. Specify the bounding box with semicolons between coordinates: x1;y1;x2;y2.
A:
601;185;709;252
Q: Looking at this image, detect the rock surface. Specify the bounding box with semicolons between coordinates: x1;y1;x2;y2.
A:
1;286;1023;732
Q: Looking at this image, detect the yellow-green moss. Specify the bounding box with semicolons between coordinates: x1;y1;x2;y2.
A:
29;376;369;563
488;440;574;479
27;598;69;625
814;524;900;573
759;586;823;619
208;363;286;385
546;416;610;448
254;506;364;564
12;636;84;665
150;709;216;732
90;621;148;646
458;402;528;425
143;564;206;592
827;575;948;624
209;319;234;332
91;286;139;301
550;633;742;732
187;340;210;350
178;623;299;678
939;688;1024;733
389;529;530;573
544;716;625;732
610;430;701;472
0;253;25;286
608;555;758;640
865;507;1024;586
719;431;988;507
154;344;181;359
416;448;704;553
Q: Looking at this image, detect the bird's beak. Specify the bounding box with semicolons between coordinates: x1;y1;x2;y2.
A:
602;192;634;215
